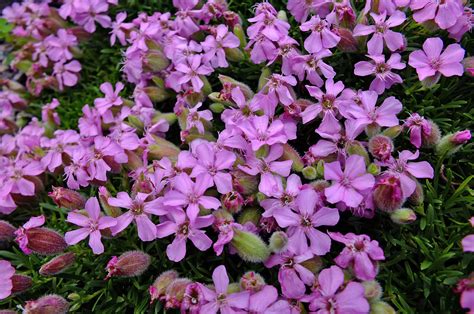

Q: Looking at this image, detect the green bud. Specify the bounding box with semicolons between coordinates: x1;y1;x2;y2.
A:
269;231;289;253
225;47;244;62
145;50;170;72
277;10;288;22
233;170;259;195
302;166;317;180
256;192;266;203
282;144;304;172
300;256;323;274
201;76;212;95
370;301;396;314
218;75;254;98
436;130;472;157
258;67;272;91
256;145;269;158
231;228;270;263
347;141;370;164
316;160;325;178
144;86;170;103
367;163;380;175
210;102;226;113
127;115;144;131
381;125;402;138
148;136;180;160
227;283;242;294
153;112;177;125
362;280;383;302
233;24;247;48
151;76;166;89
390;208;417;224
237;208;261;226
67;293;80;301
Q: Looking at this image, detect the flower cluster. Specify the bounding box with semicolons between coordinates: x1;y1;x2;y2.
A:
0;0;472;312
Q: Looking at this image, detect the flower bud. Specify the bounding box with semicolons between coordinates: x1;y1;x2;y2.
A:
367;163;380;175
373;174;404;212
334;27;357;52
237;208;261;226
300;256;323;274
366;124;381;138
218;75;253;98
144;86;171;103
316;160;325;178
225;47;244;62
282;144;304;172
347;141;370;164
210;102;226;113
39;253;75;276
165;278;192;309
222;191;244;214
98;186;122;217
436;130;471;156
302;166;317;180
269;231;289;253
127;115;144;131
231;228;270;263
368;135;393;161
23;294;69;314
149;270;179;303
233;170;258;195
0;310;17;314
362;280;383;302
390;208;416;224
258;67;272;91
25;228;67;255
381;125;402;138
181;283;205;312
240;271;266;292
11;274;32;294
463;56;474;77
105;250;151;279
227;283;241;293
148;136;181;160
408;180;424;205
0;220;16;245
224;11;242;28
48;187;86;210
145;50;169;72
370;301;396;314
423;120;441;147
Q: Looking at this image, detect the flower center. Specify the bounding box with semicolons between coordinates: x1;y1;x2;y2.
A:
376;62;389;74
178;222;190;236
322;95;335;109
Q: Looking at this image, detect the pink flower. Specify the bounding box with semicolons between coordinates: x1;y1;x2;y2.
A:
260;174;302;217
300;15;340;53
164;173;220;222
0;260;14;300
247;6;289;42
189;142;236;194
45;29;77;62
273;189;340;255
199;265;250;313
2;159;43;197
202;25;240;68
329;232;385;280
94;82;124;121
287;0;324;22
87;136;128;181
110;12;133;46
353;10;405;54
156;207;214;262
109;192;165;241
41;130;80;172
410;0;463;29
265;246;315;299
185;102;213;135
462;234;474;252
408;37;465;81
41;98;61;125
346;91;402;132
63;147;90;190
385;150;434;198
74;0;112;33
403;113;432;148
324;155;375;207
239;115;288;151
174;55;213;92
291;50;336;87
65;197;116;254
249;285;291;313
354;53;405;94
53;60;82;91
306;265;370;313
14;215;45;254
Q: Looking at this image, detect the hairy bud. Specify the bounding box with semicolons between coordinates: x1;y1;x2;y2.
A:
165;278;192;309
48;187;86;210
39;253;75;276
24;228;67;255
237;208;261;226
269;231;289;253
149;270;179;303
390;208;417;225
362;280;383;302
240;271;266;292
11;274;32;294
0;220;16;245
231;228;270;263
105;251;151;279
373;174;404;212
368;135;393;161
436;130;472;156
23;294;69;314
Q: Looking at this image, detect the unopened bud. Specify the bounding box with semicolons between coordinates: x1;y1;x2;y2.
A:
367;163;380;175
218;75;253;98
98;186;122;218
149;270;179;303
237;208;261;225
366;124;381;138
25;228;67;255
144;86;171;103
381;125;402;138
210;102;226;113
362;280;383;302
373;174;404;212
258;67;272;91
0;220;16;244
300;256;323;274
316;160;325;178
436;130;471;156
423;120;441;147
233;170;258;195
309;179;331;192
368;135;393;161
222;191;245;214
277;10;288;22
145;50;170;72
11;274;32;294
463;57;474;77
127;115;144;131
269;231;289;253
223;11;242;28
334;27;357;52
408;180;424;205
302;166;317;180
225;48;244;62
240;271;266;292
227;283;241;293
282;144;304;172
233;24;247;48
390;208;416;224
347;141;370;164
148;136;181;160
39;252;75;276
231;228;270;263
370;301;396;314
48;187;86;210
0;310;17;314
165;278;192;309
23;294;69;314
105;250;151;279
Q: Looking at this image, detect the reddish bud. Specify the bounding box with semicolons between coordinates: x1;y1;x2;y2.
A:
164;278;192;309
368;135;393;161
24;228;67;255
222;191;244;213
48;187;86;210
373;174;404;212
233;170;258;195
39;252;75;276
98;187;122;217
437;130;472;156
24;294;70;314
240;271;266;292
0;310;17;314
11;274;32;294
0;220;16;244
149;270;179;303
105;250;151;279
334;27;358;52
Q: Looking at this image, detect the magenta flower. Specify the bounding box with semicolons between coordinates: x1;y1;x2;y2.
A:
186;102;213;134
65;197;116;254
175;55;213;92
408;37;465;82
53;60;81;91
110;12;133;46
287;0;321;22
265;246;315;299
239;115;288;151
2;159;43;197
260;173;302;217
247;34;278;65
354;53;406;94
45;29;77;62
273;189;340;255
87;136;128;181
109;192;165;241
0;260;14;300
404;113;432;148
306;265;370;313
410;0;463;29
324;155;375;207
64;147;90;190
291;50;336;87
353;10;405;54
164;173;220;222
259;74;297;110
247;5;289;42
346;91;402;132
249;285;291;313
329;232;385;280
41;98;61;125
156;207;214;262
41;130;80;172
386;150;434;198
202;25;240;68
199;265;250;313
300;15;340;53
14;215;45;254
74;0;112;33
189;142;236;194
94;82;124;116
